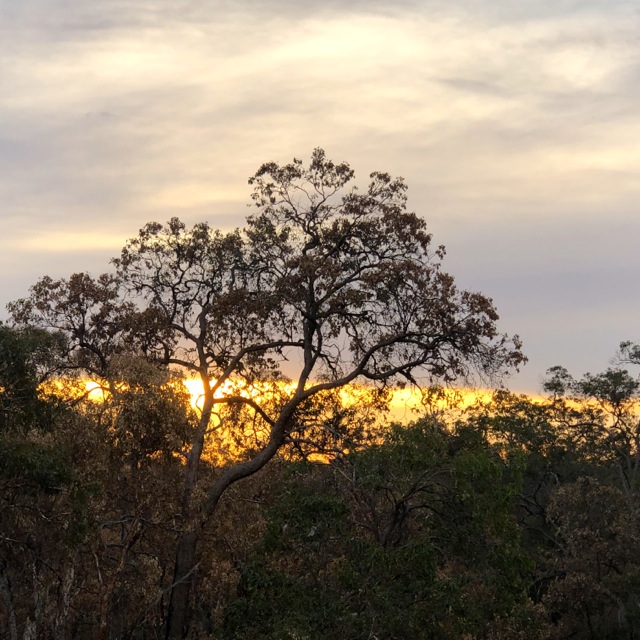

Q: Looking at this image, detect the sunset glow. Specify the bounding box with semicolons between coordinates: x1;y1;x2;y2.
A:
180;377;506;423
66;375;507;423
3;3;640;635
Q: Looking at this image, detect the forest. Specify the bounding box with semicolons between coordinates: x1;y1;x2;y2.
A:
2;151;639;639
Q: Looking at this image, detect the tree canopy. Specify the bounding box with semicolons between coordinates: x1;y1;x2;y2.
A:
6;149;526;638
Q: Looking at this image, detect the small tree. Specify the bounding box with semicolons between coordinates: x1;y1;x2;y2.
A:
543;363;640;496
9;149;524;637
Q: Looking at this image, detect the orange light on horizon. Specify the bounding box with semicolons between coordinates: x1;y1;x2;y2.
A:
180;378;512;423
39;374;558;426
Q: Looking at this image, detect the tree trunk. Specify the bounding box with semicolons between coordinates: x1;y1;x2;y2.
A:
0;563;18;640
165;530;198;640
164;403;292;638
165;382;213;640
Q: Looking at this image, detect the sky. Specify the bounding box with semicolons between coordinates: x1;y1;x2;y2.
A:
1;0;639;393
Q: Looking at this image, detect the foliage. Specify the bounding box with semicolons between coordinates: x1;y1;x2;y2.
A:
5;149;525;638
2;337;640;638
0;324;66;434
221;419;535;640
0;333;187;640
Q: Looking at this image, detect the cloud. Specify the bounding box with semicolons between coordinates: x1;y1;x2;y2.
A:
0;0;639;390
16;230;129;253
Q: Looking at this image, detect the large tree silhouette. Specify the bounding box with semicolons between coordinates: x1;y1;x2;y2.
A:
9;149;524;638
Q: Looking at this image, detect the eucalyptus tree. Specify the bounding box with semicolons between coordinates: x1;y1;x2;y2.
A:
9;149;524;638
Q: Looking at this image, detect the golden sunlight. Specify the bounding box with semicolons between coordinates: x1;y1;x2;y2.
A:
42;375;548;423
181;377;500;422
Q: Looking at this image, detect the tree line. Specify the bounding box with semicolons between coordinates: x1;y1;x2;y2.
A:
1;150;638;638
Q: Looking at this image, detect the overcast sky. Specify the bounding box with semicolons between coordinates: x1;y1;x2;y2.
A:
1;0;639;392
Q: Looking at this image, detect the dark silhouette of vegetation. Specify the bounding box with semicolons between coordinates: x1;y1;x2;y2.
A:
4;150;523;638
1;325;639;637
3;150;639;639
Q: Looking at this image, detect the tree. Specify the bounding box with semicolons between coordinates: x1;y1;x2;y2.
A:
543;364;640;497
0;323;67;434
222;418;540;640
545;476;640;639
0;324;197;639
467;357;640;639
9;149;524;637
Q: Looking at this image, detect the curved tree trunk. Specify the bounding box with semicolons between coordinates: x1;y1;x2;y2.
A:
164;412;290;638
